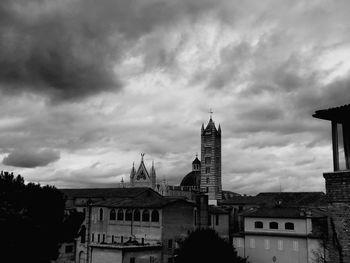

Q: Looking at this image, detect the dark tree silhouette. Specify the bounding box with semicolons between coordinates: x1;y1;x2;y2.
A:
176;228;247;263
0;171;66;263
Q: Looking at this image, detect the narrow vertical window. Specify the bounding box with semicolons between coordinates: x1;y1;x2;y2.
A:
293;241;299;251
278;240;283;250
117;209;124;221
151;210;159;222
142;210;150;222
99;208;103;221
250;238;255;249
134;209;141;221
110;209;116;220
264;239;270;250
215;215;219;226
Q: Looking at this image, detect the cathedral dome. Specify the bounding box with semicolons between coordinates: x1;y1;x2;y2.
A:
180;170;200;187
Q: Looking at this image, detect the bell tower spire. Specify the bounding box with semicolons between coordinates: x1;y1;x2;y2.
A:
200;114;222;202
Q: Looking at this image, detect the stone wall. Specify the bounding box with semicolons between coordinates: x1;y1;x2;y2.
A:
324;171;350;263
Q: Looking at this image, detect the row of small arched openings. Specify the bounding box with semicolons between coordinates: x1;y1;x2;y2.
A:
99;208;160;223
255;221;294;230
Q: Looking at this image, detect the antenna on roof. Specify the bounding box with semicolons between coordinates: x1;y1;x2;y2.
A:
209;108;213;119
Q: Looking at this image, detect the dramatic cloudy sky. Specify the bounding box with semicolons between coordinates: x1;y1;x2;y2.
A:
1;0;350;195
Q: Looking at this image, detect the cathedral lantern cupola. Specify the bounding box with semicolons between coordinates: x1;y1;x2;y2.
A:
192;154;201;172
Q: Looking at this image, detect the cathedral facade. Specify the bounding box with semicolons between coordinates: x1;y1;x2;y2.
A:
128;115;223;202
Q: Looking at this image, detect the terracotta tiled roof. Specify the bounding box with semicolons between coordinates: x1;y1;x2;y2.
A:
209;205;229;214
92;195;195;209
241;206;327;219
60;187;158;199
219;192;326;207
313;104;350;122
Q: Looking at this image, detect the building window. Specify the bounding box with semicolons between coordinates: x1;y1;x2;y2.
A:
117;209;124;221
134;209;141;221
112;235;114;243
215;215;219;226
269;222;278;229
151;210;159;222
254;221;263;229
65;245;73;253
206;177;209;184
208;215;212;225
205;157;211;164
264;239;270;250
97;234;100;243
249;238;255;249
125;209;132;221
206;187;209;193
168;239;173;249
150;256;155;263
91;233;94;242
99;208;103;221
130;257;135;263
278;240;283;251
293;241;299;251
285;222;294;230
206;167;210;174
110;209;116;220
142;210;150;222
102;234;105;243
205;147;211;154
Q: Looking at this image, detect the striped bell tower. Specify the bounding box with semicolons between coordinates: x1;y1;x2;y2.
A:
200;112;222;202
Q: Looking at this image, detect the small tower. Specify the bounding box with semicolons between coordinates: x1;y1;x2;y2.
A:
130;162;136;187
150;161;156;189
200;112;222;202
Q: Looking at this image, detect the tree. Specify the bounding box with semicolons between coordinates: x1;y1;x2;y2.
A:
0;171;66;263
176;228;247;263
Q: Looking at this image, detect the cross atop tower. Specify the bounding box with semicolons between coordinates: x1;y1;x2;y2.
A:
209;108;213;119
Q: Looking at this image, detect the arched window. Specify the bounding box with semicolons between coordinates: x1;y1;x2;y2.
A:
254;221;263;229
125;209;132;221
99;208;103;221
269;222;278;229
285;222;294;230
110;209;116;220
134;209;141;221
142;210;150;222
117;209;124;221
151;210;159;222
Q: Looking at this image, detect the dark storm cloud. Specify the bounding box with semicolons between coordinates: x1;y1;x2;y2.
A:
2;148;60;168
0;0;220;101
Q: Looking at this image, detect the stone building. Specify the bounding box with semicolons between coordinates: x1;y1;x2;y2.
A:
233;206;328;263
313;104;350;262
